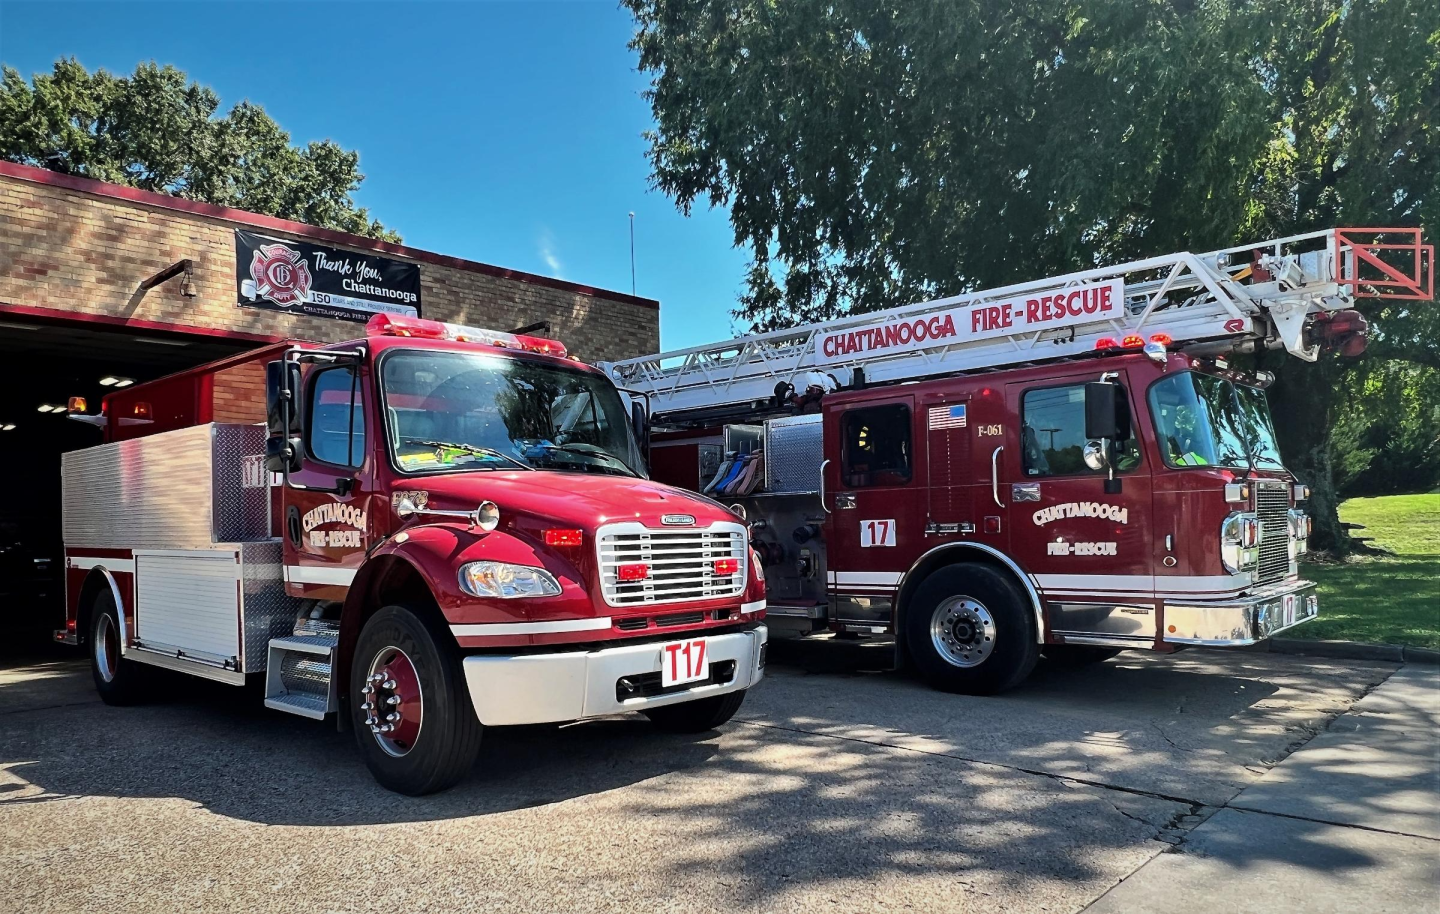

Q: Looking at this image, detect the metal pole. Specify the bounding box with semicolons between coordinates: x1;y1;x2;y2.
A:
628;212;636;295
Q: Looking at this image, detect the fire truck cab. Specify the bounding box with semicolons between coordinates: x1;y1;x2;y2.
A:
59;314;767;795
607;228;1431;694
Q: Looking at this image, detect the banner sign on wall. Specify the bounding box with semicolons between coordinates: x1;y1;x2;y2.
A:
236;230;421;323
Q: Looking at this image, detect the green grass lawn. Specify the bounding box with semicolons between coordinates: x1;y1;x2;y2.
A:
1301;493;1440;648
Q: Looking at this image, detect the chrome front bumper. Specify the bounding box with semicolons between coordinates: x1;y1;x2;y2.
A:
1163;581;1318;647
461;626;767;726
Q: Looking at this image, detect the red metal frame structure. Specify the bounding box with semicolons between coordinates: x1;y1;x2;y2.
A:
1334;228;1433;301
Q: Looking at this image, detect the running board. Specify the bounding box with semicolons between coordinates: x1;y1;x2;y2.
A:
264;633;339;719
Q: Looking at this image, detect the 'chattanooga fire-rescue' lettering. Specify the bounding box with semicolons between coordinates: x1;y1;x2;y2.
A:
822;314;958;358
815;278;1124;364
302;503;368;533
1032;502;1129;525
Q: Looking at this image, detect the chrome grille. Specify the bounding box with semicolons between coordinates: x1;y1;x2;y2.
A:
1255;482;1291;585
598;522;747;607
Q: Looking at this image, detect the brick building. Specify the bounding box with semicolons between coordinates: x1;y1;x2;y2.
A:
0;161;661;602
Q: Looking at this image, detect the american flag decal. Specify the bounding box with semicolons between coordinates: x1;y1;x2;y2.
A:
928;404;967;429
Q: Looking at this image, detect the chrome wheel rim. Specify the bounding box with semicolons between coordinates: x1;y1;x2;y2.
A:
362;646;423;758
94;612;118;683
929;596;996;668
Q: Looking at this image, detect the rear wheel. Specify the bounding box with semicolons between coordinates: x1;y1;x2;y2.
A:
903;563;1039;695
1043;645;1122;665
644;690;747;733
350;605;482;795
89;590;146;705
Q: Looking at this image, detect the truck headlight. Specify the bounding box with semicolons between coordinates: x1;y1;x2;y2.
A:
458;561;562;599
1221;512;1261;574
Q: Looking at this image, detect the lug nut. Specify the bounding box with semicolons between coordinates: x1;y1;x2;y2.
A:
360;701;373;711
370;672;384;683
386;712;401;723
382;679;397;690
380;724;394;733
386;695;401;706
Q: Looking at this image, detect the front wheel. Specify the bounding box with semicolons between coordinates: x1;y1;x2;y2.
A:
350;605;482;795
903;563;1039;695
643;689;747;733
89;590;146;705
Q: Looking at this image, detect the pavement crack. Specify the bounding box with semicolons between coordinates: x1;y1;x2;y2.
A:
1223;804;1440;843
1148;721;1200;754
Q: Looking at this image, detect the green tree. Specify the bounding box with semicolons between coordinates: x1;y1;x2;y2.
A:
0;59;397;241
625;0;1438;551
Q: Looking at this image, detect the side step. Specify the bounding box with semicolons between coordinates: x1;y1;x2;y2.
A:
264;633;339;720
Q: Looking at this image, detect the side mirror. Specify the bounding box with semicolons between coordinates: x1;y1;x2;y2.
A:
1082;440;1110;472
265;360;303;439
264;435;302;474
1085;382;1121;439
629;398;650;464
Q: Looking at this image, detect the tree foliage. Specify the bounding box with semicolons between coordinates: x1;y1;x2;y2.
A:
627;0;1439;551
0;59;397;241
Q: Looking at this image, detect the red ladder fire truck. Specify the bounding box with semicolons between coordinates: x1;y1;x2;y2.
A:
604;228;1431;695
59;315;767;794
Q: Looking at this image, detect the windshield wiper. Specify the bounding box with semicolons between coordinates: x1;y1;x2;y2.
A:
407;440;534;471
535;442;641;477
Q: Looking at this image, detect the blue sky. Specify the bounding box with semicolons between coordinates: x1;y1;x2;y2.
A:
0;0;751;351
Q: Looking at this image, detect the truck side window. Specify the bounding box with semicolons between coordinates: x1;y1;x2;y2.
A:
308;366;365;468
1022;384;1140;477
841;404;912;487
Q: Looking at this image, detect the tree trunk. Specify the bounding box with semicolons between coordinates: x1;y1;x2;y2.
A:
1264;355;1351;555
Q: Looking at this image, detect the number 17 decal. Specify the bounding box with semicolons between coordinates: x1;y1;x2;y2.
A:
860;519;897;547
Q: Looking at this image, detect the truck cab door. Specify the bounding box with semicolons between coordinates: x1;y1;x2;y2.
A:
822;393;919;629
1003;372;1156;645
283;361;374;602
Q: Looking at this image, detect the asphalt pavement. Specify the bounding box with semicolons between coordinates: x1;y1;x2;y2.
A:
0;635;1432;914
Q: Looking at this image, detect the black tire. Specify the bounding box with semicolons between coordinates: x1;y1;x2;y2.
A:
903;563;1040;695
349;604;482;796
1043;645;1122;665
643;689;747;733
89;590;147;705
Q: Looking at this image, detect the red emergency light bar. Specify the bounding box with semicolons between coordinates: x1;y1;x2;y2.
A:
1096;332;1173;351
366;314;568;358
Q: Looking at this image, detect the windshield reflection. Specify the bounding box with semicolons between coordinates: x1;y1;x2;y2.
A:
380;350;645;477
1149;371;1284;470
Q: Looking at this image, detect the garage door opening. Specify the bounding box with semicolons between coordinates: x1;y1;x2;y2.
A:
0;311;270;653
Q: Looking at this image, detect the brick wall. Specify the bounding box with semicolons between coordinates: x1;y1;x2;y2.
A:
212;362;267;425
0;164;659;363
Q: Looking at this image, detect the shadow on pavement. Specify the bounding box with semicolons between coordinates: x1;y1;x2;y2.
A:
0;630;1408;910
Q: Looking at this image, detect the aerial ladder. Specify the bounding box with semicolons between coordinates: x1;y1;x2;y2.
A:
604;228;1431;423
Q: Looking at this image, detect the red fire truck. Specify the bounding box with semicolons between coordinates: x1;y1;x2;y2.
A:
59;315;767;794
604;228;1431;695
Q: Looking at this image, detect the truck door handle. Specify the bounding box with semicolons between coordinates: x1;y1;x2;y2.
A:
820;459;831;514
991;446;1004;507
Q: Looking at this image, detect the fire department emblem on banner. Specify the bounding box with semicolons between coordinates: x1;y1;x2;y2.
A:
249;242;313;307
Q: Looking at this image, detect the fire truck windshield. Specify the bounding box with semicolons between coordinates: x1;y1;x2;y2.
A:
1148;371;1284;471
379;349;646;477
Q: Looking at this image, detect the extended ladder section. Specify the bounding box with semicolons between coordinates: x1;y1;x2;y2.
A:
605;228;1431;421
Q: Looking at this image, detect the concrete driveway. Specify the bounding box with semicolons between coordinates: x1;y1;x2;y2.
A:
0;638;1426;913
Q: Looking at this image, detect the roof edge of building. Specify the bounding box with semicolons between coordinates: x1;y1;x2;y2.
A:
0;160;660;311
